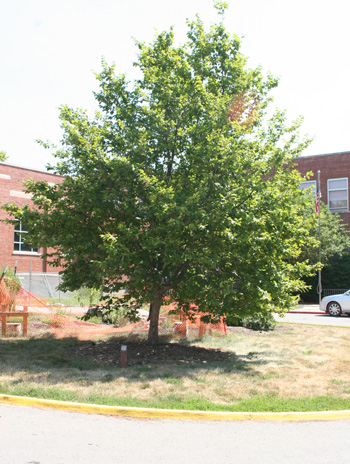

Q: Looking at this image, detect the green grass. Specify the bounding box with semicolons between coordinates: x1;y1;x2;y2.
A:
47;296;101;307
5;317;24;323
1;382;350;412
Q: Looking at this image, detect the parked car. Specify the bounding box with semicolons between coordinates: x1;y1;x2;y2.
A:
320;291;350;316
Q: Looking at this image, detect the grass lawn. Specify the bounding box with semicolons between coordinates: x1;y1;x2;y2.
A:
0;316;350;412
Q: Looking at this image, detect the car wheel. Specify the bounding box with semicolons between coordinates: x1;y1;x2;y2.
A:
327;301;342;317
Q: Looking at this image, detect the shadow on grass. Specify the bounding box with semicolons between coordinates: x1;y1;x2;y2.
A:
0;333;270;386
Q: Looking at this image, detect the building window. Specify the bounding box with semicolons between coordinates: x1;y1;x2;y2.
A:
327;178;348;211
300;180;316;195
14;221;39;253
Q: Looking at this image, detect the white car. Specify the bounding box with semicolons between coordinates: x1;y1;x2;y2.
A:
320;290;350;316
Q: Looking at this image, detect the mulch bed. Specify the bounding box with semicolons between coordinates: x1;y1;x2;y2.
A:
66;337;234;367
25;319;281;367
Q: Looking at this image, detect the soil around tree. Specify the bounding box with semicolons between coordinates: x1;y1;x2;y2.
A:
65;336;235;367
26;319;274;367
65;326;277;367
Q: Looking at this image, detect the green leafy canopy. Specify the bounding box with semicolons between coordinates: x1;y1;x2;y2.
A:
3;4;318;343
0;150;8;162
300;195;350;301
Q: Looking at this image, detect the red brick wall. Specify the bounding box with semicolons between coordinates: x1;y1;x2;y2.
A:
293;151;350;227
0;162;64;273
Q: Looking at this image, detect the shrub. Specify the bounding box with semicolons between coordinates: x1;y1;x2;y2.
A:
225;313;276;331
82;298;141;326
225;314;243;327
242;314;276;331
72;287;101;306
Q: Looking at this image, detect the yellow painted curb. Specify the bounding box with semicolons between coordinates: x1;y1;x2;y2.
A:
1;394;350;421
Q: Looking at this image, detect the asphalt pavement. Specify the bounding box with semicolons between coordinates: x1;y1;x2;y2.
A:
1;403;350;464
275;305;350;327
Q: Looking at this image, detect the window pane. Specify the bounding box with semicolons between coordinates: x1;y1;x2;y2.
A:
329;199;347;209
21;243;33;252
329;190;346;201
300;181;316;194
13;220;39;253
329;179;347;190
329;191;347;209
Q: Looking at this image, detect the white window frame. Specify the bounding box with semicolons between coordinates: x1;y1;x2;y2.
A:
13;220;40;254
300;180;316;195
327;177;348;212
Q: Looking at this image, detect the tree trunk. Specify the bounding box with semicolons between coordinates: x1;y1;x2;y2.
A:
147;292;162;344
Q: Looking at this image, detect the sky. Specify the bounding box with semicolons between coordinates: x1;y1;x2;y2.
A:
0;0;349;171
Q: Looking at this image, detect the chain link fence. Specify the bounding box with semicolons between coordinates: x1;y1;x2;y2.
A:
17;272;73;303
322;288;349;297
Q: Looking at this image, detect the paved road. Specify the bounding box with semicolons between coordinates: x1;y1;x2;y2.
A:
275;310;350;327
1;403;350;464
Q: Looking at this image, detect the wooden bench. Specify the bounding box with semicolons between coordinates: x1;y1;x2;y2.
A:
0;304;28;337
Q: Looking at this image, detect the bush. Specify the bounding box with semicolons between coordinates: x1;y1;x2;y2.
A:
242;314;276;331
82;298;142;326
225;314;243;327
225;312;276;331
72;287;101;306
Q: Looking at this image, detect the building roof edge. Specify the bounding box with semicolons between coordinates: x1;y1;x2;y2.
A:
0;161;62;177
296;150;350;160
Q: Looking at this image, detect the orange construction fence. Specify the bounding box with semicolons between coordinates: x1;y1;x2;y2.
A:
0;277;227;340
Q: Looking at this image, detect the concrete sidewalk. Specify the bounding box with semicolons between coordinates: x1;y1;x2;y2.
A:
289;304;324;314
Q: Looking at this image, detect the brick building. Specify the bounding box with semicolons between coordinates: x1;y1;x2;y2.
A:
0;162;64;274
293;151;350;228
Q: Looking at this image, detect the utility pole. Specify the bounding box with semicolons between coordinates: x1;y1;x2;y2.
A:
317;170;322;306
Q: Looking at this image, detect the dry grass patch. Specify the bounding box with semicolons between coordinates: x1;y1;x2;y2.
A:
0;319;350;409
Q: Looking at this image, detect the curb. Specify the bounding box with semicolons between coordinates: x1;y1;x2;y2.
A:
288;311;350;316
1;394;350;422
287;311;325;315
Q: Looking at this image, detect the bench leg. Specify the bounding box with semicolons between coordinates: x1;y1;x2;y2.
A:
22;314;28;336
1;315;7;336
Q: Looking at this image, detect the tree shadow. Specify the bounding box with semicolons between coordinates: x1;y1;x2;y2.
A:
0;334;270;387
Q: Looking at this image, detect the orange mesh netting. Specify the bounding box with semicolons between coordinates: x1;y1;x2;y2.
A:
0;279;11;305
0;277;49;310
48;310;152;340
0;277;227;340
0;277;50;338
49;303;227;341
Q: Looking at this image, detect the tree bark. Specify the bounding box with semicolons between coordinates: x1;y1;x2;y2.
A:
147;291;163;344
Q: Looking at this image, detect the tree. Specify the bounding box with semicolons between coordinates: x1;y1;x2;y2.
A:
301;197;350;265
0;150;8;162
299;197;350;301
3;3;318;343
